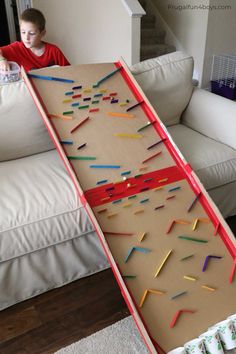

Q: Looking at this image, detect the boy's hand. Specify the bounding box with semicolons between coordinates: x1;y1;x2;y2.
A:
0;58;10;71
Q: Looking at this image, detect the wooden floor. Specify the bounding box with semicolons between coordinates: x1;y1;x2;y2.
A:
0;217;235;354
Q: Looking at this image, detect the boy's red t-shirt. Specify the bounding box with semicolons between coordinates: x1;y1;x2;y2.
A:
0;41;70;72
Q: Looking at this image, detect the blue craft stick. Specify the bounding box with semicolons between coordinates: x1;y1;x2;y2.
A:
95;67;122;87
60;140;73;145
71;103;79;107
112;199;122;204
28;73;74;83
96;179;108;185
121;171;131;176
89;165;121;169
168;186;181;192
140;198;149;204
65;91;74;95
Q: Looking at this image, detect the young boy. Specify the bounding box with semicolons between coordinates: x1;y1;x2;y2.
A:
0;8;70;72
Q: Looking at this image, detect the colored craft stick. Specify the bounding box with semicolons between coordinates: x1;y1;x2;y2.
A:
180;254;194;261
154;204;164;210
123;202;132;208
153;186;163;191
229;261;236;283
144;178;152;183
154;250;172;277
198;218;210;223
72;94;81;98
97;208;107;213
147;138;166;150
72;85;82;90
90;165;121;169
201;285;216;292
187;192;201;212
96;179;108;185
28;73;74;83
110;99;119;103
48;113;73;120
77;143;87;150
99;89;107;93
63;110;74;115
166;220;175;234
103;231;133;236
178;236;208;243
94;93;103;97
83;97;91;101
94;67;122;87
140;198;149;204
168;186;181;192
170;291;187;300
166;195;175;200
134;209;144;215
170;309;195;328
158;178;168;183
214;222;220;236
202;255;222;272
107;213;118;218
92;100;100;104
192;218;199;231
139;289;164;308
105;186;115;191
137;121;155;132
60;140;73;145
139;232;147;242
184;275;197;281
71;103;79;107
103;96;111;100
127;183;137;189
114;133;142;139
175;219;191;225
79;105;90;109
142;151;162;164
125;246;151;263
62;99;72;103
65;91;74;95
119;102;128;107
109;92;117;96
121;171;131;176
128;195;137;199
101;196;110;201
126;100;144;112
89;108;99;113
112;199;122;204
83;88;92;93
134;174;142;178
70;116;90;133
67;156;96;160
107;112;134;118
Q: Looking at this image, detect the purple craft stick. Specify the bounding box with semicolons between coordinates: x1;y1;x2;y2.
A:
202;255;222;272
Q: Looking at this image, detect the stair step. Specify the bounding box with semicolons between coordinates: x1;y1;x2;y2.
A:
141;14;156;29
141;29;166;45
140;44;176;61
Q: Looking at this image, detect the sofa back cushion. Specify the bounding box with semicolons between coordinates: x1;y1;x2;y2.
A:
130;51;194;126
0;80;54;162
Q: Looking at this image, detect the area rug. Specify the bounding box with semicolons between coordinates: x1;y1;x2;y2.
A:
54;315;149;354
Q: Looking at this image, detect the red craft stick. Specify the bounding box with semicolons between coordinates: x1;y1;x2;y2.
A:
72;94;81;99
166;220;175;234
70;116;89;133
142;151;162;164
170;309;195;328
89;108;99;113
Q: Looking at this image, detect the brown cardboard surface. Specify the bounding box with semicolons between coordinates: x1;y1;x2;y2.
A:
24;62;236;352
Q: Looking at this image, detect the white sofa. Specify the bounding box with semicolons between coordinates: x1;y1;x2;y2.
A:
131;51;236;218
0;80;109;311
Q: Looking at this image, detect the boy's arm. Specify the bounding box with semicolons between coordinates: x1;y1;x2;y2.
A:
0;49;10;71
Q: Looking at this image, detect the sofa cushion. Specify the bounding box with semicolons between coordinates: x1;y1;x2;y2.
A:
0;149;96;262
0;80;54;162
168;124;236;190
130;51;194;126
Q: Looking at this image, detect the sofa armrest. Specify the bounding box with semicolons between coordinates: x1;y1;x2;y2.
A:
182;88;236;150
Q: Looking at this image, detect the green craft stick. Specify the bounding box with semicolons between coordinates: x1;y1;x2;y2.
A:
178;236;208;243
63;110;74;115
78;105;90;109
180;254;194;261
67;156;96;160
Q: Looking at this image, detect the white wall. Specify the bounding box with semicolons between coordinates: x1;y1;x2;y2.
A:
32;0;142;66
152;0;209;85
202;0;236;88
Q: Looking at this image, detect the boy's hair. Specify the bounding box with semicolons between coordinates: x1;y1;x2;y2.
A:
20;8;46;32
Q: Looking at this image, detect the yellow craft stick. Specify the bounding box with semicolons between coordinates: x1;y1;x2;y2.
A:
201;285;216;291
134;208;144;215
107;212;118;218
101;196;110;202
183;275;197;281
153;186;163;191
62;99;72;103
158;178;168;183
192;218;199;231
139;232;147;242
48;113;73;120
154;250;172;277
99;89;107;93
119;102;128;107
123;202;132;208
114;133;143;139
139;289;164;307
107;112;134;118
